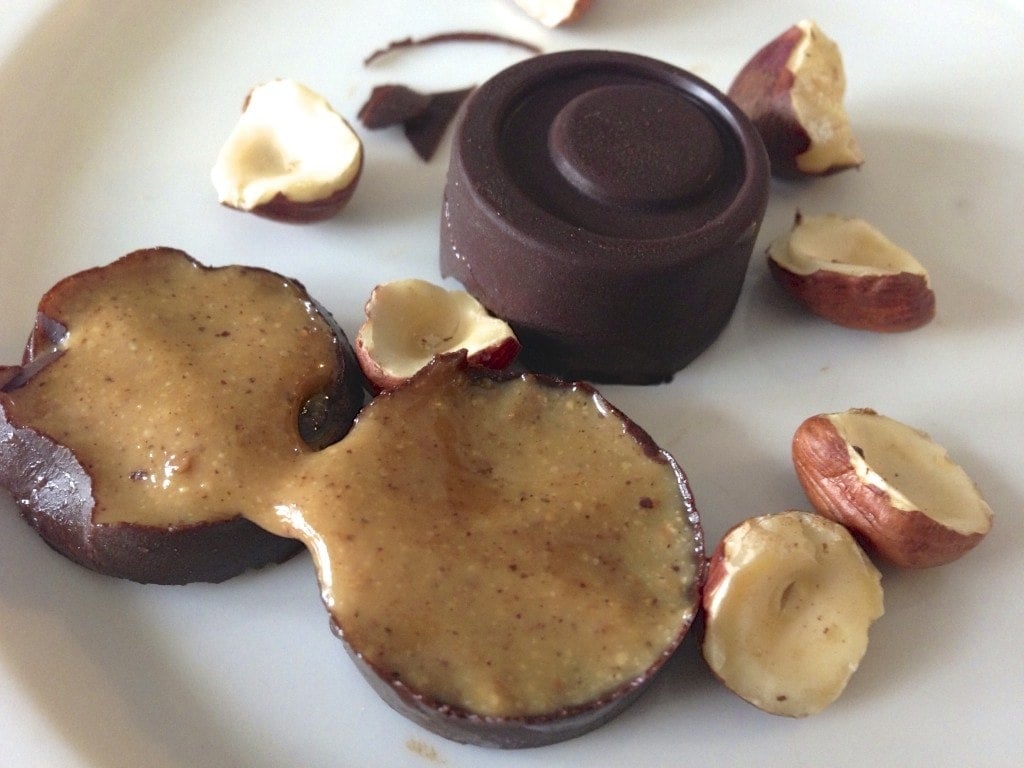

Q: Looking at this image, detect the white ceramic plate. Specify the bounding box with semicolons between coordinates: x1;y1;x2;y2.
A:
2;2;1022;766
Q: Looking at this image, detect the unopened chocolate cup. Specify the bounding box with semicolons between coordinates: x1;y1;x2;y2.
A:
440;50;770;384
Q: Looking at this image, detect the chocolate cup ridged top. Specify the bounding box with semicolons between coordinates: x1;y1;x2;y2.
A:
440;50;770;384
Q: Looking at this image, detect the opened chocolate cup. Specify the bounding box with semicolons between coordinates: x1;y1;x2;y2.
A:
440;50;770;384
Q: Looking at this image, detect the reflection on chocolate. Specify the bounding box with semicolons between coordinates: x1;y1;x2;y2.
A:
440;50;770;384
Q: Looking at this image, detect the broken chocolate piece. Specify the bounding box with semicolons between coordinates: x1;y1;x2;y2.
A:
0;248;366;584
359;84;475;161
404;86;475;160
358;84;432;129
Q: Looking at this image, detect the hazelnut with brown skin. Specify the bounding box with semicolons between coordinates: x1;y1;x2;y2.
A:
512;0;593;27
792;409;994;569
212;78;363;222
354;278;520;392
728;20;863;178
767;212;936;332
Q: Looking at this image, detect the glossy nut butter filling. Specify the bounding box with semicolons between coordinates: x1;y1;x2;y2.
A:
3;250;703;739
256;356;703;720
2;249;340;526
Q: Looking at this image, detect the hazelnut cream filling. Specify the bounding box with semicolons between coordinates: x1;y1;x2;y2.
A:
6;251;700;721
264;363;699;718
4;254;337;526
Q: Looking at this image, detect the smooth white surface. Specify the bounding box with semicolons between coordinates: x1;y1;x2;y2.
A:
1;2;1022;767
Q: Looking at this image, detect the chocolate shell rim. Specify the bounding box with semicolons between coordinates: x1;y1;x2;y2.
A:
337;617;692;749
452;48;770;270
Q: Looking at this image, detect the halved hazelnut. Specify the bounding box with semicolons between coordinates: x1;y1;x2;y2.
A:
792;409;994;569
211;78;363;222
354;278;520;391
512;0;593;27
768;212;936;331
728;20;863;178
702;510;884;717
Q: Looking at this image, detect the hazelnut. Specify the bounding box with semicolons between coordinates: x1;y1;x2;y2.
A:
211;78;363;222
768;212;936;332
728;20;863;178
354;279;520;391
511;0;593;27
792;408;994;568
702;510;884;717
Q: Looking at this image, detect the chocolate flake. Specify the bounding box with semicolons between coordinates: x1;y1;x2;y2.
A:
363;31;542;66
404;86;475;161
358;84;475;161
358;85;432;129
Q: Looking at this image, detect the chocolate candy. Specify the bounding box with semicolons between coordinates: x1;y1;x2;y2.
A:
440;50;770;383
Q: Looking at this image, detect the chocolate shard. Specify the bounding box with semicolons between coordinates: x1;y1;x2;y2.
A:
363;31;541;66
358;84;432;129
403;86;475;161
359;84;475;161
